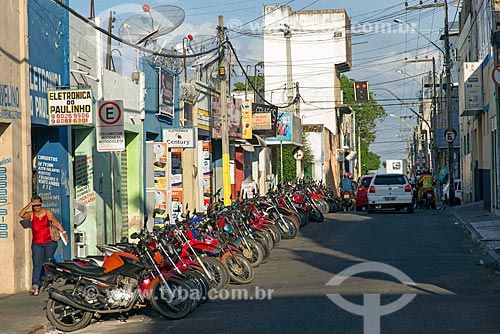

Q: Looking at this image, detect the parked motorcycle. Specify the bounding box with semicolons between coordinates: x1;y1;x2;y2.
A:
42;215;195;332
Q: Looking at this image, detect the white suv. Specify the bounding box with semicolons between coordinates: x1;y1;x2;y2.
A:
367;174;414;214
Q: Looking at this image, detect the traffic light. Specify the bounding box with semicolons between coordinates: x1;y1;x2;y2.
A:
354;81;369;102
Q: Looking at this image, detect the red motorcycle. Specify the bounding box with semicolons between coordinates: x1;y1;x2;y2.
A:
42;218;195;332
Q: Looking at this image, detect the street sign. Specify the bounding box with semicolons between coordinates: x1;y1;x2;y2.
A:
444;129;457;143
96;101;125;152
492;65;500;87
293;148;304;160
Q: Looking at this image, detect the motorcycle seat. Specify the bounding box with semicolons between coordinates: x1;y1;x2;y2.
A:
59;261;107;276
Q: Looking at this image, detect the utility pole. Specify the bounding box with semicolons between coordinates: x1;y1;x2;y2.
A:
406;0;454;203
218;16;231;206
443;0;455;206
105;11;114;71
283;24;294;110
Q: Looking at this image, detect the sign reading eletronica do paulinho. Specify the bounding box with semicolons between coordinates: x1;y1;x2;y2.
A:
47;89;93;125
162;128;195;148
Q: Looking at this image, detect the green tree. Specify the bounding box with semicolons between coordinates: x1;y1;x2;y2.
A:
340;75;387;173
276;131;314;182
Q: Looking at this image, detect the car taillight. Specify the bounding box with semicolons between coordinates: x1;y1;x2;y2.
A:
405;185;411;192
369;186;375;193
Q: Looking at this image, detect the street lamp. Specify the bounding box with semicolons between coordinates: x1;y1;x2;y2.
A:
396;69;421;86
395;0;455;205
371;87;431;130
389;113;422;168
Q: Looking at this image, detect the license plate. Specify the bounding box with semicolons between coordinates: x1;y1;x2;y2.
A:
384;197;396;201
344;194;350;199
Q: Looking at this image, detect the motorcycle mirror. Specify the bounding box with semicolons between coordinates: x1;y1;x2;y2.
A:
130;232;139;239
120;236;129;243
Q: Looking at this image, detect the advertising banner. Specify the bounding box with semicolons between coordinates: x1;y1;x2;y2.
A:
163;128;196;148
252;103;277;138
202;141;212;210
159;70;174;118
171;148;183;221
212;97;243;138
265;112;302;146
212;97;222;138
229;98;242;138
241;101;252;139
36;143;70;259
152;143;168;226
47;89;93;125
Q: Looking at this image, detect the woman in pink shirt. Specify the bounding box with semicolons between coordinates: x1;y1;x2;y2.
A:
19;195;68;295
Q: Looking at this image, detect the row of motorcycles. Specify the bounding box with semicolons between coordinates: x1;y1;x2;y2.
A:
41;182;339;332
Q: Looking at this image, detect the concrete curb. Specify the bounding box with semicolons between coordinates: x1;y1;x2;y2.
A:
448;209;500;264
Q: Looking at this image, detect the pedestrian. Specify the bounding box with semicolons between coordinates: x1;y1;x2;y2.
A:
241;176;259;200
18;195;68;296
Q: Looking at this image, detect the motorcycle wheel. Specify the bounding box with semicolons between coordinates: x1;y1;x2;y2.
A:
298;209;309;227
266;225;282;246
222;253;255;284
278;217;298;239
237;238;264;268
256;230;274;250
183;270;210;305
150;278;195;320
254;237;271;263
309;208;324;222
199;256;230;292
46;284;93;332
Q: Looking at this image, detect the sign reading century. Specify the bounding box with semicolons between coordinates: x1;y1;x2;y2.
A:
47;89;93;125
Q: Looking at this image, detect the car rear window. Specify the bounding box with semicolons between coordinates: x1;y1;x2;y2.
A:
360;177;373;188
373;175;406;185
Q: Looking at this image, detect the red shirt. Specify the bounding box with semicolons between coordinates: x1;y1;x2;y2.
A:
32;211;52;244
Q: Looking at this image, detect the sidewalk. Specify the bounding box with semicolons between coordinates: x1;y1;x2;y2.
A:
2;202;499;334
447;200;500;264
0;290;52;334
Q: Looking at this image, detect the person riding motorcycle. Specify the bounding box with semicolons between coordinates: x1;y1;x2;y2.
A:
417;168;434;201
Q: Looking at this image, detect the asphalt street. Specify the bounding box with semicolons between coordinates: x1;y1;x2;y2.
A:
62;209;500;333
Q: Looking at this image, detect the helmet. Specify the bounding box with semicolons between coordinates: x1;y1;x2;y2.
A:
416;170;422;177
223;223;233;233
423;167;430;174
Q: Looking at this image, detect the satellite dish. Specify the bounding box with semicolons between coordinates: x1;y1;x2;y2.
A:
74;200;88;227
118;5;185;46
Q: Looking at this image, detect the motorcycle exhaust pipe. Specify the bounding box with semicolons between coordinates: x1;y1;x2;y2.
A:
48;289;137;314
49;289;97;313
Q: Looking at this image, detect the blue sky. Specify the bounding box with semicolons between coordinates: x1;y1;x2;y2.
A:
70;0;456;166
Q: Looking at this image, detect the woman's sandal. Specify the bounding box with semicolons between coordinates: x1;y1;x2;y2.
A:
30;288;39;296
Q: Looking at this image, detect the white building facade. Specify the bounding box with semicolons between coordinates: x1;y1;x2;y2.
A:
263;6;352;186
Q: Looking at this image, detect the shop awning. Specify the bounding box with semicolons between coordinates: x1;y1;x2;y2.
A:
234;134;267;152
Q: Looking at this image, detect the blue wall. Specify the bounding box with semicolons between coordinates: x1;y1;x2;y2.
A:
28;0;71;259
